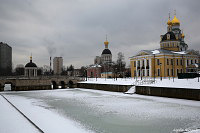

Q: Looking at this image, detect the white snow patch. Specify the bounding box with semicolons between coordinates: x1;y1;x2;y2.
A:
140;78;200;89
186;129;200;133
124;86;135;94
172;51;187;54
152;50;160;54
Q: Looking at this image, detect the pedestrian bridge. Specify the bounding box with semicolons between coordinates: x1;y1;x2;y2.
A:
0;76;84;91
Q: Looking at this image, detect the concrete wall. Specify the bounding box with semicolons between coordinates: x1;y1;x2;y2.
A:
136;86;200;101
77;83;132;92
0;76;83;91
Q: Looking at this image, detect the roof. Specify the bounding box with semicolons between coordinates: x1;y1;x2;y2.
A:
25;61;37;67
102;49;112;55
161;32;176;41
131;49;191;58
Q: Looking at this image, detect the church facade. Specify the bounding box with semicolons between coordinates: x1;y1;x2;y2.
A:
130;13;200;79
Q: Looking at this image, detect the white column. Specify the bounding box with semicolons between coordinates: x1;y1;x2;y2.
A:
149;58;152;77
135;59;138;77
144;58;147;77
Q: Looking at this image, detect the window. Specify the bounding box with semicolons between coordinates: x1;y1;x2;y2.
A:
157;59;160;65
167;69;170;76
167;59;169;65
147;60;149;66
142;60;145;66
181;69;183;73
177;69;179;75
191;59;193;64
171;59;173;65
195;60;197;64
180;59;183;65
137;60;140;67
157;69;160;76
176;59;179;65
138;70;140;76
187;60;189;66
167;34;170;40
134;61;136;67
143;70;145;76
171;69;174;76
134;70;136;76
147;70;149;76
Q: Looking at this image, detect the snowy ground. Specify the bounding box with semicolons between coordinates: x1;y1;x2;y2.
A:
80;78;200;89
1;88;200;133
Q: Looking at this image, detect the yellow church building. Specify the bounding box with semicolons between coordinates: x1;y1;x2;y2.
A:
130;13;200;79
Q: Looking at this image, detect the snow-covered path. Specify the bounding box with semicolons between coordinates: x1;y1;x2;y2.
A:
0;95;39;133
2;89;200;133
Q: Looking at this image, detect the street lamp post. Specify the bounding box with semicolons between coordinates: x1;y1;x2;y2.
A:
160;63;162;81
96;65;97;81
153;54;156;82
85;68;87;81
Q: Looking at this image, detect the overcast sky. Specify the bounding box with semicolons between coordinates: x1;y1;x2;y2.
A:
0;0;200;68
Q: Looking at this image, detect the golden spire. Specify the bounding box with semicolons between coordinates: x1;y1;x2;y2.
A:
167;12;172;25
104;34;109;49
172;10;180;25
30;53;32;61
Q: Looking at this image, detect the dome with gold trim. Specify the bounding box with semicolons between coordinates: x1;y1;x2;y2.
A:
172;15;180;25
104;40;109;45
25;56;37;67
167;19;172;25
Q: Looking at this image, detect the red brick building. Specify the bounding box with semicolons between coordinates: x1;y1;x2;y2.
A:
87;65;101;78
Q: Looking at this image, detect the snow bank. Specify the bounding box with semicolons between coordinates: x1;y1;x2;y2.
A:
140;78;200;89
80;78;200;89
186;129;200;133
80;78;134;85
124;86;135;94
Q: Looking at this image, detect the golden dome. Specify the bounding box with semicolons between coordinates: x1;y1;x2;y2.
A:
172;15;180;25
104;41;109;45
167;19;172;25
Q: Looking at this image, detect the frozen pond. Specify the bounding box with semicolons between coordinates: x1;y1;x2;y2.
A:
3;88;200;133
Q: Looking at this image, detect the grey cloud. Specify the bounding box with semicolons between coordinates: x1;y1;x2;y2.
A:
0;0;199;68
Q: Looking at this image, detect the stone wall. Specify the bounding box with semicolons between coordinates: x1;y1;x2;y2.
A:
136;86;200;101
77;83;132;92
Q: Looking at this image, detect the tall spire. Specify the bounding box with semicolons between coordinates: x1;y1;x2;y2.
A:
167;12;172;25
30;53;32;62
104;34;109;49
172;10;180;25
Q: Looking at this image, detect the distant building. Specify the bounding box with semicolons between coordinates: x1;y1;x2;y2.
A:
87;64;101;78
53;57;63;75
130;13;200;78
101;72;114;78
0;42;12;76
15;64;25;76
24;56;38;77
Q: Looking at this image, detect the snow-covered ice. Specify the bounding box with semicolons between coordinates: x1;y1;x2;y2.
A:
0;95;39;133
1;93;92;133
1;88;200;133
